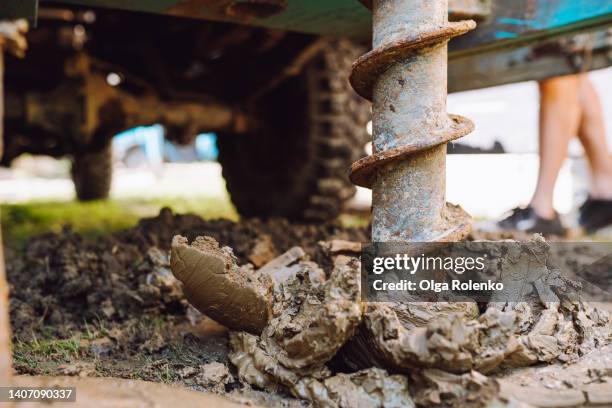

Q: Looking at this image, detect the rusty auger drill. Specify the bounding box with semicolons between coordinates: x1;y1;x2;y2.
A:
350;0;476;243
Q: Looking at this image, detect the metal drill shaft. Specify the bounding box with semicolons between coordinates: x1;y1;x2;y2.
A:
350;0;475;242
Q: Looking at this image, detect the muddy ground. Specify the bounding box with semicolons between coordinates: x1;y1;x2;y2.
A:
6;208;368;406
5;208;612;407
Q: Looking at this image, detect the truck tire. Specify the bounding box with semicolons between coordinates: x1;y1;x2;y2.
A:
71;143;112;201
217;39;370;220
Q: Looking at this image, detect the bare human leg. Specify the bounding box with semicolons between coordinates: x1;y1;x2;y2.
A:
529;75;582;219
576;74;612;199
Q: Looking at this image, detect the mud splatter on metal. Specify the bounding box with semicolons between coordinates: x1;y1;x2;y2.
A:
349;0;475;242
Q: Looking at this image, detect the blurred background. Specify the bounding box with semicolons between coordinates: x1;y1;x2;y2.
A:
1;67;610;245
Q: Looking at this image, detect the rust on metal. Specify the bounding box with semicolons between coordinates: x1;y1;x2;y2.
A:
349;20;476;101
349;0;475;242
27;53;250;149
350;114;473;188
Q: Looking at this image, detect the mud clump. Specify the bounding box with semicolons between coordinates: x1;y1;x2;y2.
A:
413;369;498;407
226;253;363;383
195;362;234;392
172;233;611;407
171;235;274;333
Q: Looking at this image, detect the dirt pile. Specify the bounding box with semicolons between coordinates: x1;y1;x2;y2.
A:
6;209;612;407
171;234;611;407
7;208;367;341
8;229;187;340
5;209;371;406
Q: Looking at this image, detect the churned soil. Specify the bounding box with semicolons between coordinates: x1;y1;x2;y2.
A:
6;208;366;406
5;208;612;407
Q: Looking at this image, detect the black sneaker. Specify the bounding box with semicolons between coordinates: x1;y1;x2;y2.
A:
497;206;566;236
579;197;612;233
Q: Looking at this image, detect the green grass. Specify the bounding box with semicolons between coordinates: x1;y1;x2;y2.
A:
13;337;81;368
338;213;370;228
1;195;237;251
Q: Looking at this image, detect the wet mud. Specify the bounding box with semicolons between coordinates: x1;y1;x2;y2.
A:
6;208;612;407
6;209;364;406
171;231;610;406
